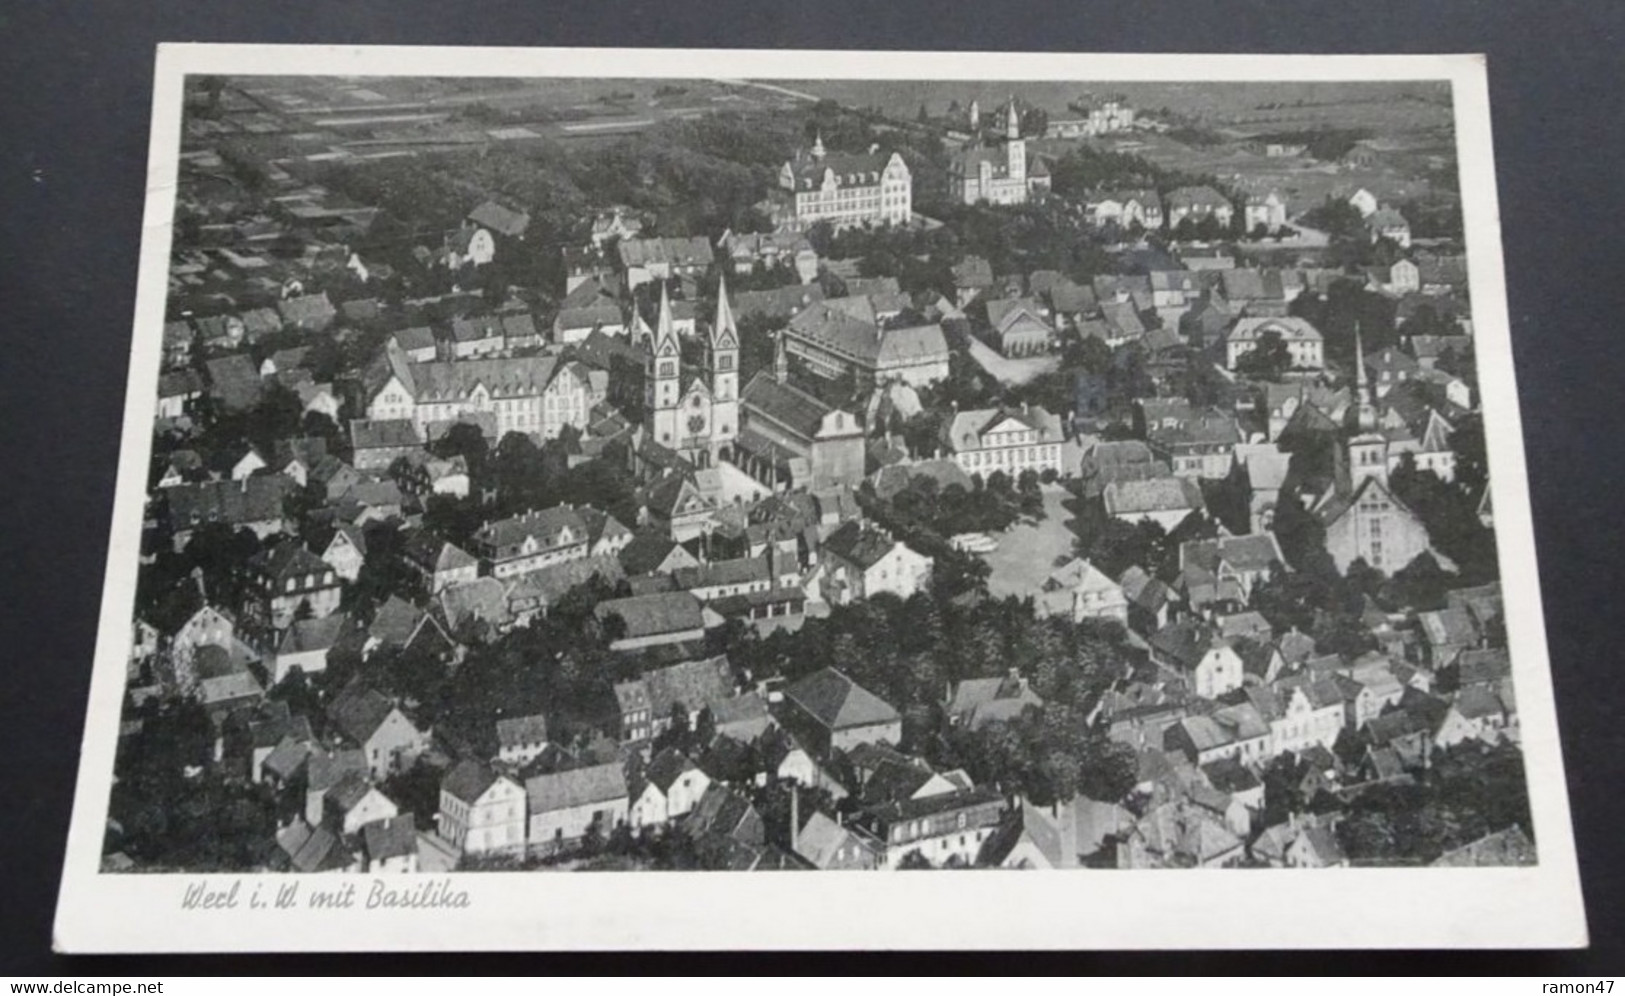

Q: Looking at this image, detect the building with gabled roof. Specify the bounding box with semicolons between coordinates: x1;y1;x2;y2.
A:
941;404;1065;480
613;655;735;745
328;683;429;779
594;591;709;652
468;199;531;239
526;762;630;853
773;135;911;230
781;667;901;756
438;759;526;855
630;748;711;828
1038;558;1128;625
820;521;932;604
1102;475;1205;530
783;299;949;390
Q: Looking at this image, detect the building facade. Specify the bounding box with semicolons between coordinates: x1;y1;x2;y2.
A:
775;135;912;229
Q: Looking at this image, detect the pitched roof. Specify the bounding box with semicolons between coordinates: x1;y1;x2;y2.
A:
165;476;291;528
526;762;629;814
441;758;502;805
468;200;531;237
594;591;706;640
361;814;417;862
822;520;911;571
784;667;899;732
617;236;713;269
1103;476;1205;516
495;714;549;749
328;684;403;745
204;354;264;411
740;371;839;439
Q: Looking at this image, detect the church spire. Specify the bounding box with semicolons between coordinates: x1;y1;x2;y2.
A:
1353;321;1376;433
774;329;789;384
713;272;737;346
655;281;677;349
1006;94;1020;140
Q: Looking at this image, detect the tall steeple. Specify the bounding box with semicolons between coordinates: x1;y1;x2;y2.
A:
969;98;981;132
774;329;789;384
712;273;738;350
1346;320;1388;491
709;274;740;452
645;282;682;447
655;281;677;347
1006;95;1021;140
1353;321;1377;433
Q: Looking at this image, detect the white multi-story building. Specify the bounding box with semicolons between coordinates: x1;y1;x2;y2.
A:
362;339;592;442
774;134;912;229
940;404;1065;479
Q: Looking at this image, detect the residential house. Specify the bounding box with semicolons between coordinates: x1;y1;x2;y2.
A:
946;670;1045;730
1165;186;1235;229
361;814;419;873
1149;620;1245;699
319;524;367;583
613;655;735;745
494;714;551;767
323;772;399;836
401;532;480;594
328;684;429;779
629;748;711;828
203;353;263;412
438;759;527;856
526;762;630;854
1037;558;1128;625
244;541;342;632
271;613;345;684
780;667;902;758
820;521;933;604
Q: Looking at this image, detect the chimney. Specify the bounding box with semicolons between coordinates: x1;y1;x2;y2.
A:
790;782;800;853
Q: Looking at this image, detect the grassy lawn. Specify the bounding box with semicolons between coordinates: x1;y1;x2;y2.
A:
983;485;1086;599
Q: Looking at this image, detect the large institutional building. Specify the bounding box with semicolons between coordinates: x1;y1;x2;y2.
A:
782;300;951;390
773;134;913;229
949;98;1051;206
362;342;595;442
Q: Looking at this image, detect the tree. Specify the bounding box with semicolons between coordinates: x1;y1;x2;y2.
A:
1234;329;1292;381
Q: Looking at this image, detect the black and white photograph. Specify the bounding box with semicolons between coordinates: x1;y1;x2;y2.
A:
49;45;1585;952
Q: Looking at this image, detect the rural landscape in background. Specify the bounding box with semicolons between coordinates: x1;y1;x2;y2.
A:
113;71;1529;878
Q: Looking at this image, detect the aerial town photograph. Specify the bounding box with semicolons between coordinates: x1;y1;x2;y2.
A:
109;72;1530;876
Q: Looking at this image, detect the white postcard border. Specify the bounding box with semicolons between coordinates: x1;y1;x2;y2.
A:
53;45;1587;952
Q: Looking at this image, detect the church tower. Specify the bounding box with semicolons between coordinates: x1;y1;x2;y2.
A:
1005;95;1027;186
646;283;682;449
709;274;740;458
811;130;826;161
1347;324;1388;490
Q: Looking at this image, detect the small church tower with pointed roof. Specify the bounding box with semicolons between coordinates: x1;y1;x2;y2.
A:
1347;325;1389;491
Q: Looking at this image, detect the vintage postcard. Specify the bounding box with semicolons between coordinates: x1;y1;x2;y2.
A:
54;45;1586;951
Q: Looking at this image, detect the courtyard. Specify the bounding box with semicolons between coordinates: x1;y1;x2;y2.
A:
982;484;1086;599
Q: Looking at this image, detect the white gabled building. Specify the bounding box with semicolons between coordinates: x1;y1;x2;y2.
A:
940;404;1065;480
438;759;526;856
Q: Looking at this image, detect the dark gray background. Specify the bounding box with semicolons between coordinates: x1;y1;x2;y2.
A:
2;0;1619;973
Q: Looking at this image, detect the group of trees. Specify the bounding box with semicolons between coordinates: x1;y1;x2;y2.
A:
1334;742;1532;865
